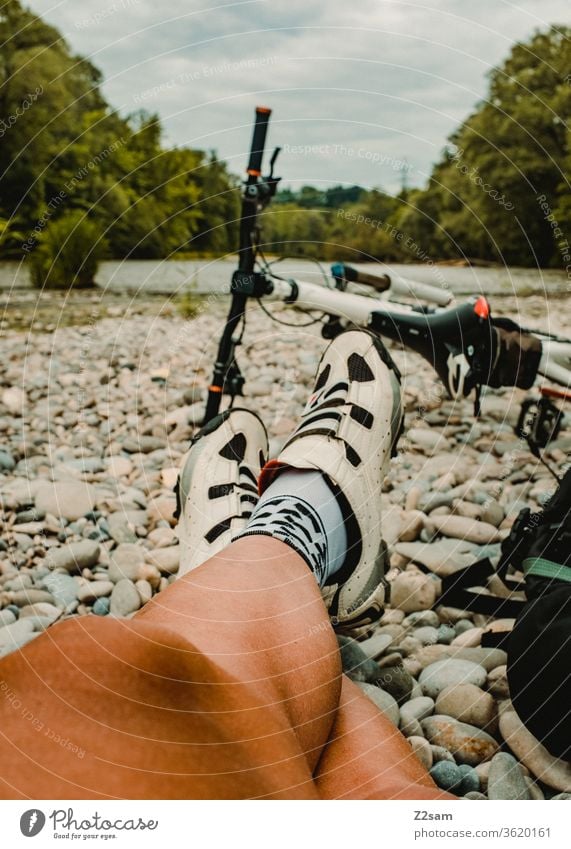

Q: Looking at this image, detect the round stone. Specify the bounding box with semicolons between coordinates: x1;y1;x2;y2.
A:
35;481;99;521
422;715;500;766
437;624;456;644
488;752;531;800
419;659;487;699
92;597;110;616
457;764;480;795
358;683;400;725
408;736;433;771
45;540;100;573
430;760;463;792
110;579;141;617
435;683;496;730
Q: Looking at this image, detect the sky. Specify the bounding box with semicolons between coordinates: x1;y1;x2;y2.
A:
31;0;570;193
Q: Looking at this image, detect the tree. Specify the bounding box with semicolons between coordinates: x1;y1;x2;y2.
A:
401;25;571;266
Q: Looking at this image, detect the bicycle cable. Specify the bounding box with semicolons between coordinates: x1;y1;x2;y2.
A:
254;248;328;328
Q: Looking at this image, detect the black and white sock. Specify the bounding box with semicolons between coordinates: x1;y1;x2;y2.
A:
233;469;347;587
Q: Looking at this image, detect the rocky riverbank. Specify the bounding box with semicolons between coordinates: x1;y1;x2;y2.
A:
1;294;570;799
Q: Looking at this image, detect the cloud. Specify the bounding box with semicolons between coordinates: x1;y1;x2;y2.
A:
30;0;570;191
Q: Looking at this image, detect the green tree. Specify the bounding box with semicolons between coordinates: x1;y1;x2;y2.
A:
401;25;571;266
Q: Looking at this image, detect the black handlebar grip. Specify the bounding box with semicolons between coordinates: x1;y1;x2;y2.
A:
344;264;391;293
247;106;272;176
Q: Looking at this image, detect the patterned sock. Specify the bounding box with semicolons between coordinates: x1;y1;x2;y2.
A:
233;469;347;587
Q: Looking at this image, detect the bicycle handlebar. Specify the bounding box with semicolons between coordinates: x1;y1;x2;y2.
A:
247;106;272;176
335;263;391;292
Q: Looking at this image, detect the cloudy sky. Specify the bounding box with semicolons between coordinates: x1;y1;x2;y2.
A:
32;0;570;192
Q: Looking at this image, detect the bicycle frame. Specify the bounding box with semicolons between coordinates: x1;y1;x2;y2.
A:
257;276;571;393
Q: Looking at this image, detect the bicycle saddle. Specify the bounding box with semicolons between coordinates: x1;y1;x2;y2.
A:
369;296;496;399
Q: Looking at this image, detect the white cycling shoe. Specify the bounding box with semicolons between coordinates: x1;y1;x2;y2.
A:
175;408;268;575
259;329;403;631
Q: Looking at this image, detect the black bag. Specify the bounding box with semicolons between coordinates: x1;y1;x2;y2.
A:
488;321;542;389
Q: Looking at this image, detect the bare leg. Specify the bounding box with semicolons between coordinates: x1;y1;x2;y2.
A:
0;538;337;799
0;537;446;799
315;678;453;800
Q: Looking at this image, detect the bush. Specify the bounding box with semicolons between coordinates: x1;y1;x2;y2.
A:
29;211;107;289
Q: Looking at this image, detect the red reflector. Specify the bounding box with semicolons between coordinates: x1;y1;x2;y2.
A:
474;296;490;319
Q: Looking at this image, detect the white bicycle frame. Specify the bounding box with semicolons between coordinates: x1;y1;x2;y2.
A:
267;277;571;394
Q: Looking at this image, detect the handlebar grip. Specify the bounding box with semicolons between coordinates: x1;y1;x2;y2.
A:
247;106;272;176
343;264;391;293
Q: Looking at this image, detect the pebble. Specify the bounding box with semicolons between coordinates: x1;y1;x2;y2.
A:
45;540;100;573
396;539;475;577
421;716;500;765
458;764;480;795
436;624;456;644
412;626;439;646
431;745;456;764
451;627;483;647
390;572;437;613
338;637;382;683
413;646;507;672
408;428;448;454
0;618;35;647
77;581;114;603
19;602;62;624
0;449;16;471
109;543;145;582
435;683;497;731
110;579;141;617
357;683;400;725
145;546;180;575
400;696;435;725
486;665;510;699
430;760;463;792
499;710;571;793
358;633;394;659
106;513;138;544
425;515;501;545
419;659;487;699
40;573;79;607
408;736;433;771
93;597;110;616
403;611;438;629
488;752;531;800
0;609;17;627
35;481;99;521
375;663;414;705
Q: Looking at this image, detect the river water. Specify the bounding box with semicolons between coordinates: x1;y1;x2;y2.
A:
1;257;570;298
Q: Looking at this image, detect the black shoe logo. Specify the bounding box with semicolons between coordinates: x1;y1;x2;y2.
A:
20;810;46;837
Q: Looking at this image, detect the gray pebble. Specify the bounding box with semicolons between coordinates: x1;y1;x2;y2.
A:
338;637;384;684
45;540;100;573
110;579;141;617
413;626;439;646
430;760;462;792
488;752;531;800
419;659;487;699
0;609;17;627
358;683;400;725
404;610;440;629
93;597;110;616
437;624;456;644
458;764;480;795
